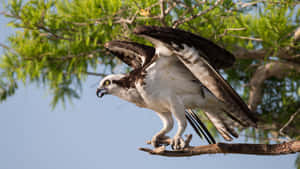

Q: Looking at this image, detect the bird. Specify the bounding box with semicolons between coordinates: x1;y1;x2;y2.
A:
98;40;216;146
96;26;257;150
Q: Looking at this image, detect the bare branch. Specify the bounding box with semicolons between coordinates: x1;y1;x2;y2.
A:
23;49;103;62
171;0;191;9
36;25;73;41
140;140;300;157
226;34;263;42
85;72;107;77
159;0;167;26
279;109;300;138
248;61;300;111
233;46;297;60
165;1;176;15
219;27;247;37
61;49;103;60
172;0;223;28
237;1;261;8
114;12;138;24
114;2;162;25
237;0;300;8
0;11;20;18
0;43;10;49
143;2;160;11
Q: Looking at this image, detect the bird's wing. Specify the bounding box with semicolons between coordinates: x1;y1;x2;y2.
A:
105;40;211;142
204;111;239;141
186;109;216;144
134;26;257;128
104;40;155;69
133;26;235;69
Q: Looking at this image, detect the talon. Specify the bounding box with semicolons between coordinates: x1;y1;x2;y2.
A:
151;136;160;148
171;136;186;150
151;135;170;148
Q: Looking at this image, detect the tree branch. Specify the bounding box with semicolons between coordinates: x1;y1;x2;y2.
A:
36;25;73;41
279;109;300;138
232;46;298;60
237;0;300;8
233;46;268;60
140;140;300;157
159;0;167;26
85;71;107;77
0;43;10;49
226;34;263;42
172;0;224;28
248;61;300;111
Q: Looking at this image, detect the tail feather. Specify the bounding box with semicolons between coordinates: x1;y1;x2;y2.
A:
185;109;216;144
185;113;203;139
204;111;239;141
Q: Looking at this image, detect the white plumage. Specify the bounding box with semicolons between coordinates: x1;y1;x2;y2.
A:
96;26;257;150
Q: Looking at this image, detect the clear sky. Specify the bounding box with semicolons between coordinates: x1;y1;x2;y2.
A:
0;2;298;169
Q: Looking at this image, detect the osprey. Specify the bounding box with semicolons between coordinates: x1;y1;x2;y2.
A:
96;26;257;150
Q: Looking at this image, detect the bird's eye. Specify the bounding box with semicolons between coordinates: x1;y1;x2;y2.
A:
104;80;111;86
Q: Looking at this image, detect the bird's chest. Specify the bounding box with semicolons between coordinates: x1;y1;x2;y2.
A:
135;62;174;112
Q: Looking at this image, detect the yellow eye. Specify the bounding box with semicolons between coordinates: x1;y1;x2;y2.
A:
104;80;111;86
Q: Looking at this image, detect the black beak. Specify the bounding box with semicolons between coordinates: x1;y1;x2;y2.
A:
96;88;108;98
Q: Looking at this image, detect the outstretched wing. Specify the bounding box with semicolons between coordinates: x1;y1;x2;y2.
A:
104;40;155;69
134;26;235;69
134;26;257;129
106;40;213;143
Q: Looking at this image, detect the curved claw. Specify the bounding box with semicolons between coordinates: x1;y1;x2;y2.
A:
171;136;186;150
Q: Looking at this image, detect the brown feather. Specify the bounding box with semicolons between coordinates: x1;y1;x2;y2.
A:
174;52;257;127
134;26;257;128
104;40;155;69
134;26;235;69
104;40;156;89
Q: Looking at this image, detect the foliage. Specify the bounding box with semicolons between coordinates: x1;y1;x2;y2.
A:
0;0;300;156
296;153;300;169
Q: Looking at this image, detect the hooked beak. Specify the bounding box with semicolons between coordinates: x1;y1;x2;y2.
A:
96;88;108;98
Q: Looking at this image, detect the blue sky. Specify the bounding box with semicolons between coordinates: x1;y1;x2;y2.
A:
0;2;298;169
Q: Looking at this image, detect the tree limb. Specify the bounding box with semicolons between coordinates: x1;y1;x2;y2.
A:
140;140;300;157
237;0;300;8
85;71;107;77
227;35;263;42
232;26;300;61
159;0;167;26
248;61;300;111
232;46;298;60
279;109;300;138
0;43;10;49
172;0;224;28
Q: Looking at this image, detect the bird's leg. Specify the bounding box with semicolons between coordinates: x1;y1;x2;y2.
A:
151;112;173;148
169;99;187;150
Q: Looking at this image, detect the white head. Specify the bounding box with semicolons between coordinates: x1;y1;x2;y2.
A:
96;74;126;98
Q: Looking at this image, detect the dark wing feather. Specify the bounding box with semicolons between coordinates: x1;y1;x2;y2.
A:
186;109;216;144
204;111;239;141
179;55;258;127
104;40;155;69
134;26;257;128
134;26;235;69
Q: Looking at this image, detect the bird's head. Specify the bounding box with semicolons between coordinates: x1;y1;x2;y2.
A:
96;74;125;98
